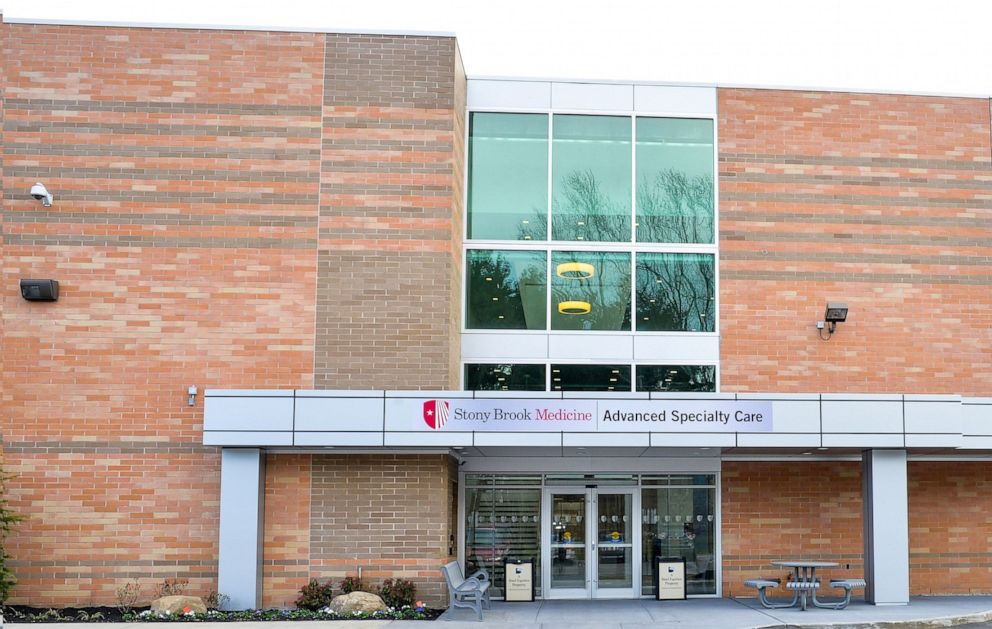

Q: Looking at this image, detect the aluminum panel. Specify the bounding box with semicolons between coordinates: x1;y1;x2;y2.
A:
562;432;649;447
218;449;263;609
634;85;717;115
769;400;820;433
473;432;561;447
462;332;549;360
821;434;904;448
551;82;634;111
904;434;963;448
204;431;293;447
649;433;735;447
633;335;719;362
548;333;633;360
467;79;551;109
295;396;384;431
736;433;821;448
293;432;384;447
904;400;961;434
203;396;294;431
383;432;474;447
295;390;383;398
822;400;902;433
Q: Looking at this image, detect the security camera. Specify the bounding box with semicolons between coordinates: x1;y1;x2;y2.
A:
30;183;53;207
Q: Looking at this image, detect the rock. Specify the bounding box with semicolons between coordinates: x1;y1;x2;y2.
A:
150;595;207;615
329;591;388;614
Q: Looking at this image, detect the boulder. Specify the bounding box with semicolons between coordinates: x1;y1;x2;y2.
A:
329;591;388;614
150;595;207;615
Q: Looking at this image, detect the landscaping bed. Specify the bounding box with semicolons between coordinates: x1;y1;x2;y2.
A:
3;605;443;622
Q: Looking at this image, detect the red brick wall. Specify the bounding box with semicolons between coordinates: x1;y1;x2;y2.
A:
721;461;864;597
724;461;992;597
909;461;992;594
262;454;311;608
718;89;992;394
0;24;464;607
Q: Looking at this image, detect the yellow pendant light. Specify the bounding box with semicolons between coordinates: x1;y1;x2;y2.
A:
555;262;595;279
558;300;592;315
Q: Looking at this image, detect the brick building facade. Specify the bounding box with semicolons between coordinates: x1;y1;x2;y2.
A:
0;16;990;609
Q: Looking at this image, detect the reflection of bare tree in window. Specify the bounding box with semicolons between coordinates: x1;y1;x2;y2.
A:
637;366;716;392
636;254;714;332
552;251;631;331
637;169;714;244
553;170;631;242
467;364;544;391
467;252;546;329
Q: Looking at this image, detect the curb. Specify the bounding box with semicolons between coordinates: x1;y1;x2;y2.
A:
750;608;992;629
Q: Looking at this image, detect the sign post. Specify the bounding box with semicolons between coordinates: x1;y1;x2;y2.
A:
656;557;687;600
504;558;535;602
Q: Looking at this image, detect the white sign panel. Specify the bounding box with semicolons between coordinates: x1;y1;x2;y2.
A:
416;399;772;432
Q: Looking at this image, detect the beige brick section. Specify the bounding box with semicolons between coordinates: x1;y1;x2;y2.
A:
309;454;458;606
315;34;465;390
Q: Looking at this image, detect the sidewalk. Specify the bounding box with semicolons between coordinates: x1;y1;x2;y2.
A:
10;596;992;629
432;596;992;628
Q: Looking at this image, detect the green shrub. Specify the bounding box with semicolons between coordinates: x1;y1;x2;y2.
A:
295;579;334;610
377;578;417;608
338;575;369;594
0;461;25;604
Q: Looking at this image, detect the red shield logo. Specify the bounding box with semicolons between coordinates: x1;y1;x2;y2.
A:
423;399;450;430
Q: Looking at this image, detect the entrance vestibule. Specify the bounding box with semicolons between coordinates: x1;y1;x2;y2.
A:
462;472;718;600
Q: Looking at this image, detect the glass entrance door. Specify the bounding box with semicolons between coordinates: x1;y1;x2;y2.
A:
543;488;638;599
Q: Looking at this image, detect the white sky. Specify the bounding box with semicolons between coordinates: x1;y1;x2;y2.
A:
3;0;991;97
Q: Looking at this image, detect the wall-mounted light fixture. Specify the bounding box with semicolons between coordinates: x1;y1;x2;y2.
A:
817;302;849;340
30;182;53;207
187;385;198;407
20;279;59;301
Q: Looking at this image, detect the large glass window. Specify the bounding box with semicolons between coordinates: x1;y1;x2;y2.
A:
468;113;549;240
636;253;715;332
636;118;714;244
466;250;547;329
636;365;716;392
641;483;716;595
465;485;542;598
552;115;632;242
551;251;631;331
552;364;631;392
465;364;546;391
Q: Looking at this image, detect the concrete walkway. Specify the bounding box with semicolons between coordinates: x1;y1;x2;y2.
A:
433;596;992;628
12;597;992;629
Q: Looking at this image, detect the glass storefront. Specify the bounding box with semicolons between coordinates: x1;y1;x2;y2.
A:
464;476;543;598
463;473;718;599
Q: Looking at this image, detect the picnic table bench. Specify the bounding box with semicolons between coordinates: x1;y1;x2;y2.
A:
442;561;491;621
744;561;866;610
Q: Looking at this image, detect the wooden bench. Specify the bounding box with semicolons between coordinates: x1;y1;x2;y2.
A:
744;577;798;609
442;561;491;621
818;578;867;610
